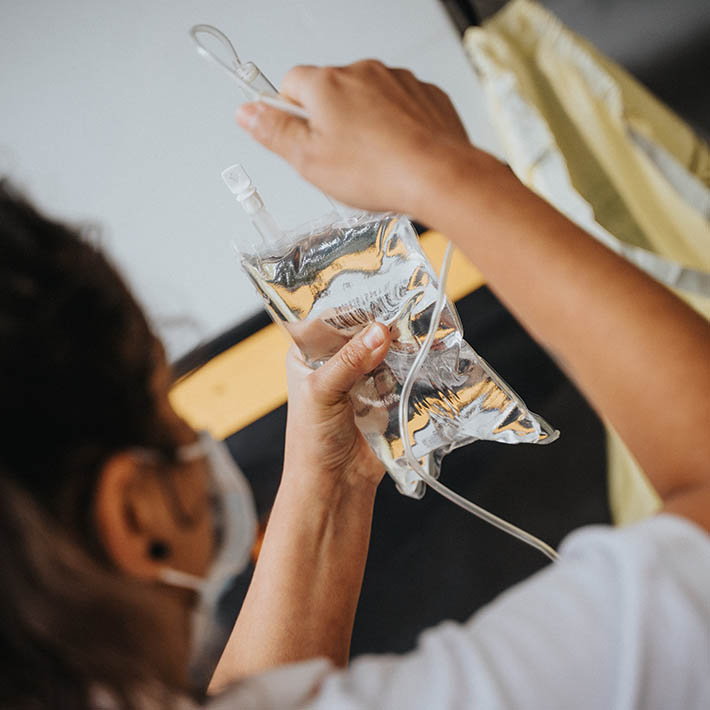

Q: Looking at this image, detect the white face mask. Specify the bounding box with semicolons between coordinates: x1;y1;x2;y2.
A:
155;431;257;689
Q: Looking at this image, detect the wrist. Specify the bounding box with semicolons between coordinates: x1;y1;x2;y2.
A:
403;138;508;227
279;462;379;513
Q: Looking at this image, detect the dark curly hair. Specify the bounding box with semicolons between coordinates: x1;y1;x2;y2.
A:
0;180;184;708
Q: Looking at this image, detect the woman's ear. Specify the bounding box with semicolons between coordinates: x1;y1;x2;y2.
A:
93;452;177;579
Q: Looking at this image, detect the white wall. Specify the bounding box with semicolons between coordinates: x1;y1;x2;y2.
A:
0;0;499;358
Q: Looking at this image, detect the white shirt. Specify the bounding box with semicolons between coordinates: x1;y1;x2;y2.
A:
210;514;710;709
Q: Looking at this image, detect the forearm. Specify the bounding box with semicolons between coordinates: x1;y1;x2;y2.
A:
210;474;376;690
414;143;710;512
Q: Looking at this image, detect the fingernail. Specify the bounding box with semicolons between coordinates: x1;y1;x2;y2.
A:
236;103;259;130
362;323;385;350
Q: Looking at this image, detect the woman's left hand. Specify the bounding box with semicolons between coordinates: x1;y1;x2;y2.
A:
282;322;391;498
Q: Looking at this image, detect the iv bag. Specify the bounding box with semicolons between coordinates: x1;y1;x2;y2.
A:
238;209;558;498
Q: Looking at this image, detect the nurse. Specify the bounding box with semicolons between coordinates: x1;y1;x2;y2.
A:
1;61;709;709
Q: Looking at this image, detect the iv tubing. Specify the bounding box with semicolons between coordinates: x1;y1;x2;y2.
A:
397;242;559;563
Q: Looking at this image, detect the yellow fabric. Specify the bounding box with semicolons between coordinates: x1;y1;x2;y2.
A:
464;0;710;524
170;231;485;440
605;427;661;523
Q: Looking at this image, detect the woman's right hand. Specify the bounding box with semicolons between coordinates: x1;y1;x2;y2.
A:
235;60;476;216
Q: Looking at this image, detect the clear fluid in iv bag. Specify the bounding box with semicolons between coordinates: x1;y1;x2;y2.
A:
241;213;556;497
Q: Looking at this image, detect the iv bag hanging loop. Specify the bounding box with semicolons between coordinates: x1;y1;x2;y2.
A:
190;24;244;77
189;24;309;119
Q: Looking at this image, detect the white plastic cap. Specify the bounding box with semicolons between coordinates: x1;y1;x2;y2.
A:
221;164;254;197
221;163;263;215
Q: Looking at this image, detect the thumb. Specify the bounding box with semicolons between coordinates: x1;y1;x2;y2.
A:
310;323;391;407
236;102;310;165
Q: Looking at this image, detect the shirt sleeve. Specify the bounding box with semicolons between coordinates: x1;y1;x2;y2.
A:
304;514;710;710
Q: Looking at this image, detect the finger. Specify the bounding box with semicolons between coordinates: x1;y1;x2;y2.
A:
236;102;311;166
280;64;319;105
310;322;391;407
286;345;311;393
286;343;309;373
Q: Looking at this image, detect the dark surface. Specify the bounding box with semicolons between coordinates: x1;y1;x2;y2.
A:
223;286;610;657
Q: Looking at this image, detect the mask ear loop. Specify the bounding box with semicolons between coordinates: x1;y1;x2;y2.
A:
190;24;309;119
